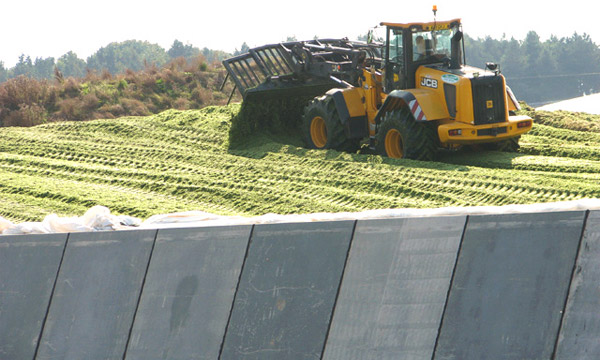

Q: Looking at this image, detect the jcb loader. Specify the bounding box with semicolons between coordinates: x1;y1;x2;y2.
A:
222;17;532;160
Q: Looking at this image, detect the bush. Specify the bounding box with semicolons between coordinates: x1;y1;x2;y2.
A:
191;85;213;106
0;56;237;127
173;97;191;110
81;93;100;112
0;76;55;126
98;103;125;117
0;76;52;111
3;104;46;127
62;77;80;97
56;98;85;120
121;98;150;116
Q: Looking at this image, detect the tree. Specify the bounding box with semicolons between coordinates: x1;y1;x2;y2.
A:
522;31;543;76
201;47;231;64
87;40;169;74
0;62;8;83
499;37;524;77
233;42;250;56
12;55;33;77
464;30;600;104
32;57;55;80
57;51;87;78
167;40;200;60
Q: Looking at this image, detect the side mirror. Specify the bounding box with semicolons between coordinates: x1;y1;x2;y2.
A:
450;31;463;69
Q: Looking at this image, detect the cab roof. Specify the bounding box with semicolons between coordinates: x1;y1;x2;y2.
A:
380;18;461;31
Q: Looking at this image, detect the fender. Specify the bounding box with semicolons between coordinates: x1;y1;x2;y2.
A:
375;89;449;124
326;88;369;139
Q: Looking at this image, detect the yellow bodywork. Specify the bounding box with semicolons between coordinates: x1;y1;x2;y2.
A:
380;19;461;31
407;88;449;120
333;64;532;147
438;116;532;144
340;88;367;118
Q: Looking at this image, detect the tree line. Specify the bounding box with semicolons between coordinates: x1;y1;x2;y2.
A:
465;31;600;105
0;40;231;83
2;31;599;107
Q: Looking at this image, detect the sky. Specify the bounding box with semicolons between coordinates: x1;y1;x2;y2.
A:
2;0;599;67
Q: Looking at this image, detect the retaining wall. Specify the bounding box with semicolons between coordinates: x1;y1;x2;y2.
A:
1;210;597;359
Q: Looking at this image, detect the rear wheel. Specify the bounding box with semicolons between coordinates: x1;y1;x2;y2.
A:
376;108;437;160
302;95;358;151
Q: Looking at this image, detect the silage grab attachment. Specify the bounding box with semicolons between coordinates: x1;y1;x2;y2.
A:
222;39;383;102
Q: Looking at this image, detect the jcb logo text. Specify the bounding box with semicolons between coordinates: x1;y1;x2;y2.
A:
420;77;438;89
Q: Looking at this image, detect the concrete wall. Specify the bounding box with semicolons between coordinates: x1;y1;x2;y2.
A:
0;210;597;359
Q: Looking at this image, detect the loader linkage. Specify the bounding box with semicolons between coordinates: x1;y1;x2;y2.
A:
222;39;382;101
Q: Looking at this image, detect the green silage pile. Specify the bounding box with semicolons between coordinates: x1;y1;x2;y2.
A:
0;104;598;223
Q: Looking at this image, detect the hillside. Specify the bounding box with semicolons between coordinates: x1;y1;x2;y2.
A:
0;105;599;223
0;57;237;128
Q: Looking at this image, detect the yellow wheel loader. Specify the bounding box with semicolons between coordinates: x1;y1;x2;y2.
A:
223;15;532;160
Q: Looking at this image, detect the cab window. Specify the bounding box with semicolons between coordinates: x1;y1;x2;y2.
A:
389;29;403;64
412;28;454;61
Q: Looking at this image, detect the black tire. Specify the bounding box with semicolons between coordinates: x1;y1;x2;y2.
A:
375;108;437;160
302;95;358;152
481;136;520;152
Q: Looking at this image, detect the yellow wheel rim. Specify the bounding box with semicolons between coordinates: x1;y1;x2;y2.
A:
310;116;327;148
384;129;404;158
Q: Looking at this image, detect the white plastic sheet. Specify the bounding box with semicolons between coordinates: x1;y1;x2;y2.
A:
137;198;600;230
1;205;141;235
1;199;600;235
0;216;15;233
537;93;600;114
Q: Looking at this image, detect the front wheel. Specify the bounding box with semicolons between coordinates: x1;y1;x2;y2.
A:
376;108;437;160
302;95;358;152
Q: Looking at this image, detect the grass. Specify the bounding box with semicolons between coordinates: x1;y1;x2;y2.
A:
0;104;599;223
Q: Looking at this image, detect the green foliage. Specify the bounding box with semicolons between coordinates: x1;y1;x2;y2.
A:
57;51;86;78
86;40;169;74
168;40;200;60
12;55;34;77
117;79;128;91
200;47;230;64
9;55;57;81
233;42;251;56
0;76;56;126
32;57;55;80
465;32;600;104
0;57;239;126
1;43;232;83
0;105;599;223
0;62;8;83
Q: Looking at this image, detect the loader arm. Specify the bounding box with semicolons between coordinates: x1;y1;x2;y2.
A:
222;39;383;100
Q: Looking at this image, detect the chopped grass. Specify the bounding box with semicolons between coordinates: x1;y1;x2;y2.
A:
0;105;599;222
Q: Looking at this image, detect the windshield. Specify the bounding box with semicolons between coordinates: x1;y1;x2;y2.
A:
412;26;457;61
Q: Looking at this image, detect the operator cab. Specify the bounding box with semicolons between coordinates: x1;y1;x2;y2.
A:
381;19;464;92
